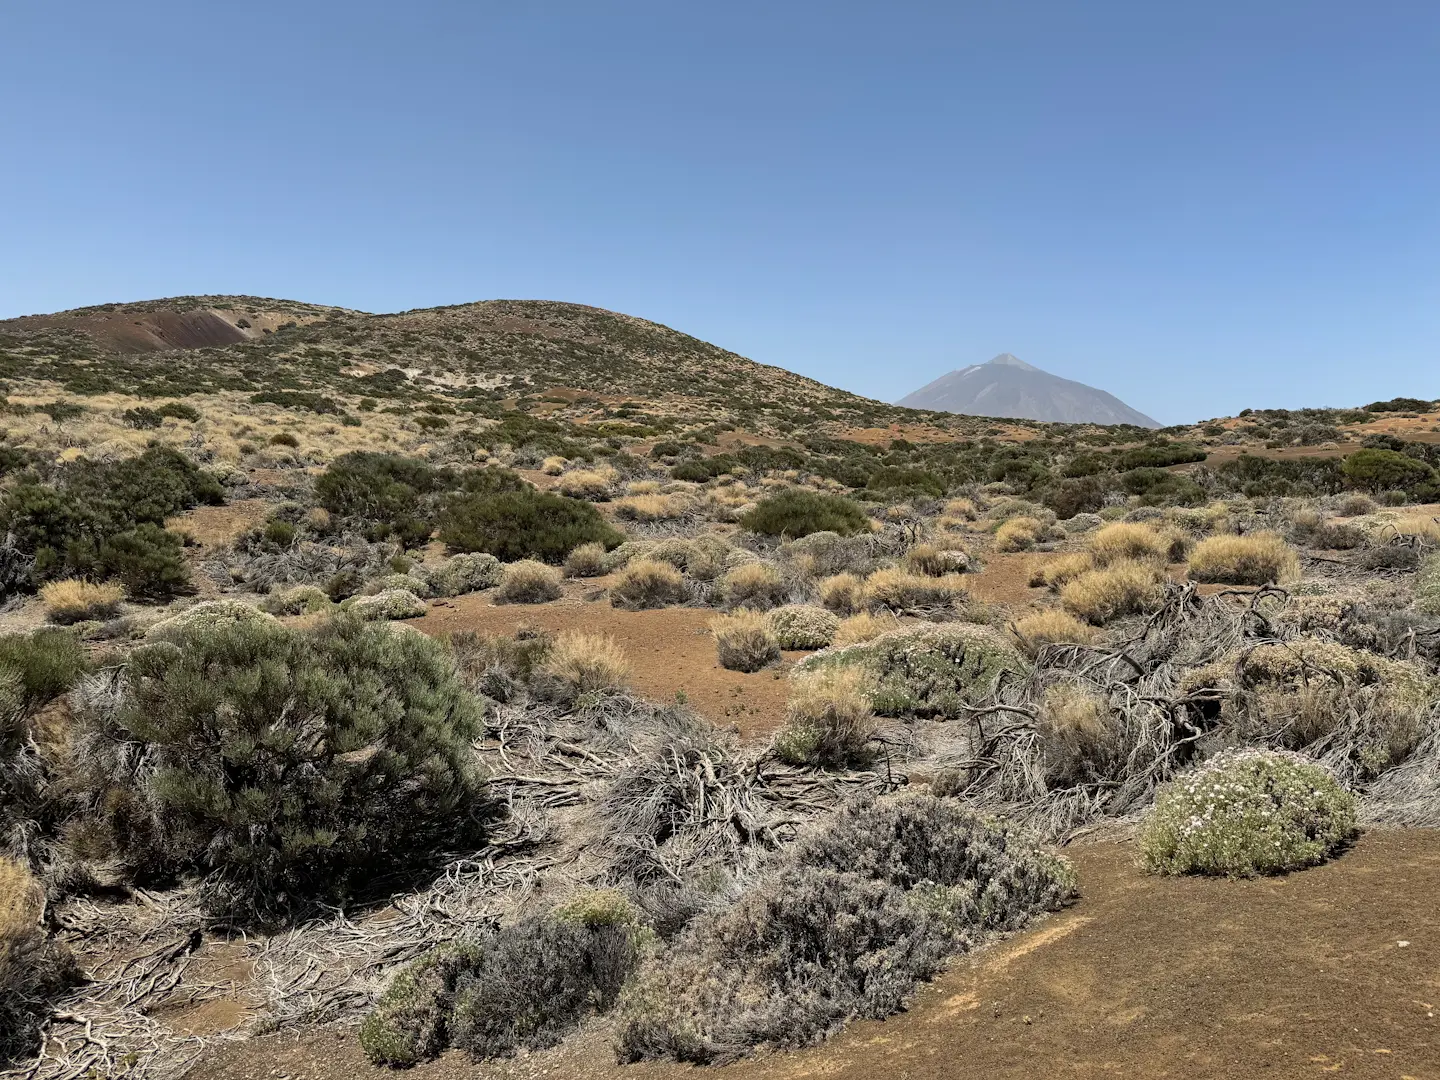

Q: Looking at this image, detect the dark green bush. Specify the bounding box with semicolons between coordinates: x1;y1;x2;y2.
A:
1042;476;1107;518
1342;449;1437;494
1364;397;1434;413
156;402;202;423
439;488;621;563
0;446;222;582
38;401;85;423
122;406;163;430
74;614;485;922
670;460;713;483
739;490;868;539
269;432;299;448
250;390;343;414
1119;468;1206;506
1114;443;1206;470
0;628;88;712
97;523;191;599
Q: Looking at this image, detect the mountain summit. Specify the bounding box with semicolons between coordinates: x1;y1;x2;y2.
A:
897;353;1159;428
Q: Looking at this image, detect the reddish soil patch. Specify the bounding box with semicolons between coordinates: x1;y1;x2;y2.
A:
966;552;1049;608
166;499;272;550
190;829;1440;1080
409;591;799;740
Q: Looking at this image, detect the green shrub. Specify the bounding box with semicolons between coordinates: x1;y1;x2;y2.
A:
1114;443;1206;469
156;401;201;423
0;627;89;711
426;552;503;596
72;615;485;922
97;523;191;599
122;406;163;429
1341;448;1436;494
1140;750;1357;877
250;390;343;414
344;588;427;620
618;794;1075;1063
739;490;869;539
439;488;621;563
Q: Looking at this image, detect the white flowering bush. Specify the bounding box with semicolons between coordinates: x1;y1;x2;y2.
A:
1140;750;1357;878
765;604;839;650
344;588;428;621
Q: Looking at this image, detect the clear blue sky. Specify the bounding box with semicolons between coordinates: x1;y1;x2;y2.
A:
3;2;1437;424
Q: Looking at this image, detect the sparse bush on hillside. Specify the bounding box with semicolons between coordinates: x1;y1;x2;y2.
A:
1186;533;1299;585
1341;448;1437;494
494;560;563;604
440;487;622;563
739;490;868;539
766;604;839;650
610;558;690;609
96;523;193;599
70;615;485;922
617;793;1075;1063
39;578;123;624
563;541;609;578
259;584;332;616
1060;561;1167;624
773;667;874;767
1035;682;1121;787
711;611;781;672
1139;750;1357;878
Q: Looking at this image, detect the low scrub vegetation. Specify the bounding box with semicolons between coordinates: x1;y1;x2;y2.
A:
440;486;622;563
773;667;874;767
540;631;631;696
494;560;563;604
1008;608;1101;656
618;794;1075;1063
1140;750;1357;877
766;604;839;649
1060;561;1166;624
720;562;788;610
739;489;869;538
39;578;123;624
609;558;690;609
0;858;73;1066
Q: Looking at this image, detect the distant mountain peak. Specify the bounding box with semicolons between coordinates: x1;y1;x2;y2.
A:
897;353;1158;428
984;352;1039;372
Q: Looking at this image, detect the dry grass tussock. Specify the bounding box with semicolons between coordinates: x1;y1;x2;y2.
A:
818;572;865;615
903;542;969;576
541;631;631;694
832;611;901;646
1087;522;1170;566
773;666;875;766
494;560;563;604
1388;513;1440;546
1060;560;1166;624
613;493;689;522
39;578;124;624
1008;608;1101;657
563;541;608;577
1029;552;1093;590
1186;532;1300;585
1036;682;1121;787
555;467;617;500
711;610;780;672
610;558;690;609
862;567;967;613
993;515;1043;552
1;856;71;1064
721;561;788;610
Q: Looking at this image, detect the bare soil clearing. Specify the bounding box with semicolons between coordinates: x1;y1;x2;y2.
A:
409;589;800;739
188;829;1440;1080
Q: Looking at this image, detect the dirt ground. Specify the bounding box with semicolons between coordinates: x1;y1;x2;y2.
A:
188;829;1440;1080
409;587;801;739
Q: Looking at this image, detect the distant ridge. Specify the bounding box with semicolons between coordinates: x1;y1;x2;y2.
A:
898;353;1160;428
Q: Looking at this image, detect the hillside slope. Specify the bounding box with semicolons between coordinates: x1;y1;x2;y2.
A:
0;297;999;436
899;353;1160;427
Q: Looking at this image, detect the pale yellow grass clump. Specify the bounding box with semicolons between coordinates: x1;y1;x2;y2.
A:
1008;608;1101;657
832;611;901;647
903;543;969;577
1060;560;1167;625
862;567;967;612
1186;532;1300;586
943;497;979;521
993;516;1042;553
817;572;866;615
721;562;788;610
1029;552;1094;591
39;579;123;624
542;631;631;694
625;480;664;496
609;558;690;609
0;856;42;939
1037;682;1119;784
1391;514;1440;545
613;494;688;522
494;560;564;604
556;468;617;500
773;666;876;767
1087;522;1170;567
540;455;568;476
711;610;781;672
563;541;609;578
